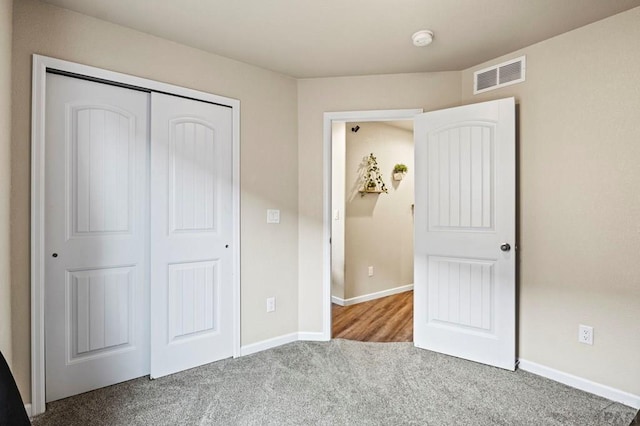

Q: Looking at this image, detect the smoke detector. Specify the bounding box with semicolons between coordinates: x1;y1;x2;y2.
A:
412;30;434;47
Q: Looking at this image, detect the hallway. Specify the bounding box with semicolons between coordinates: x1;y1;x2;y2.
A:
331;291;413;342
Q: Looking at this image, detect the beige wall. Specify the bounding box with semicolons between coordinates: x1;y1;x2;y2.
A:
297;72;461;332
344;122;413;299
461;7;640;395
11;0;299;400
0;0;13;367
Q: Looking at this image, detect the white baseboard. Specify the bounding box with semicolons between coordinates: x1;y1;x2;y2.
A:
240;331;330;357
239;332;299;356
518;359;640;409
24;403;32;418
331;295;346;306
331;284;413;307
298;332;329;341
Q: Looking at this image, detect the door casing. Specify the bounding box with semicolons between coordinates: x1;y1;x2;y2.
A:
30;54;241;416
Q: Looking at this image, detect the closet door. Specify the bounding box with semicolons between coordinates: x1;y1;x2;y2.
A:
150;93;234;378
44;74;150;402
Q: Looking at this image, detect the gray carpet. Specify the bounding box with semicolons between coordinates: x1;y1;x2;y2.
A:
32;340;637;426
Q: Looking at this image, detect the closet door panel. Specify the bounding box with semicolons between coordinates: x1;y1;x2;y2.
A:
44;74;150;402
150;93;234;378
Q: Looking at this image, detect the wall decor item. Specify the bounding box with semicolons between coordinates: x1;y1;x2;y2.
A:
359;152;388;195
393;163;408;181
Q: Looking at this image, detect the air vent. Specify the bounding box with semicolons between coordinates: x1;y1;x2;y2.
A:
474;56;526;94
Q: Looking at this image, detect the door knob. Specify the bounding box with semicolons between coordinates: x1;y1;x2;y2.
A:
500;243;511;252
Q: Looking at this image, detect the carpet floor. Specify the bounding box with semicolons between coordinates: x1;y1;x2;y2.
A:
32;340;637;426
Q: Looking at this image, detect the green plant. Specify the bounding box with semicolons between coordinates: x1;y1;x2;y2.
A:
393;163;408;174
363;153;388;193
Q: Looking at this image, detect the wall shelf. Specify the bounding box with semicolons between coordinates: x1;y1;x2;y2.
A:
359;189;385;196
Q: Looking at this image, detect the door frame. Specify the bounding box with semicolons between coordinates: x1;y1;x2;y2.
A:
30;54;241;416
321;109;423;339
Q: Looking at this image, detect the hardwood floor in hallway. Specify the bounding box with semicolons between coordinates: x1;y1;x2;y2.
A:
332;291;413;342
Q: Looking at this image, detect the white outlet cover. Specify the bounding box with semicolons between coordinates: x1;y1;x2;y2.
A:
267;209;280;224
578;325;593;345
266;297;276;312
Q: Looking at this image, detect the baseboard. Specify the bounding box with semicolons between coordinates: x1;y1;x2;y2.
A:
518;359;640;409
240;331;330;357
332;284;414;307
331;295;346;306
239;332;299;356
24;403;32;418
298;332;329;341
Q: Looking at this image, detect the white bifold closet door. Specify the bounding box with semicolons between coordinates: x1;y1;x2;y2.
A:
44;73;234;402
44;73;150;402
149;93;234;379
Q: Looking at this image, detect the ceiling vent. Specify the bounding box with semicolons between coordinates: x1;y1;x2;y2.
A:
474;56;526;94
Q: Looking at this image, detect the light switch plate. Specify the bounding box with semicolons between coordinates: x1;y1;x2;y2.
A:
267;209;280;224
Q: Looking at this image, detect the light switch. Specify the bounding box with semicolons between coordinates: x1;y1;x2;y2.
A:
267;209;280;224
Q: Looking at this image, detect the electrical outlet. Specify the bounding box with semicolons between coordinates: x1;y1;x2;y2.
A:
266;209;280;224
368;266;374;277
578;325;593;345
266;297;276;313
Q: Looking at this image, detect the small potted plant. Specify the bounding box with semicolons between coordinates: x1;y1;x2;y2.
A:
362;153;388;194
393;163;408;181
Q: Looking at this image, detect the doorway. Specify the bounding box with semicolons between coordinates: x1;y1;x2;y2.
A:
323;100;516;371
331;120;415;342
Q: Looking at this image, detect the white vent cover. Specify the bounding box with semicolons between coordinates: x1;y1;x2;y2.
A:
474;56;526;94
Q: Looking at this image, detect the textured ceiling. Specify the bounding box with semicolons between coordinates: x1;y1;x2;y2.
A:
43;0;640;78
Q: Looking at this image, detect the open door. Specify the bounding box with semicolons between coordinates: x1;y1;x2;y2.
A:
413;98;516;370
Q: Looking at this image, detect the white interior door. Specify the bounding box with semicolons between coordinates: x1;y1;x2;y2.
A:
413;97;516;370
44;73;150;402
150;93;234;378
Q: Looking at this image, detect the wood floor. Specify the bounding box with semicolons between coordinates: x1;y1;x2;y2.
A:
332;291;413;342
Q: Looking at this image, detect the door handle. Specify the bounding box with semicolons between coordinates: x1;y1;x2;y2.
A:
500;243;511;252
